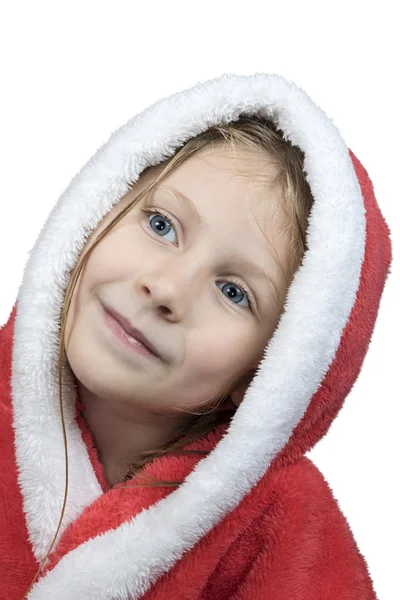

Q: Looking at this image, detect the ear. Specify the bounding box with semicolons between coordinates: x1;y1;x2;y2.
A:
229;370;257;408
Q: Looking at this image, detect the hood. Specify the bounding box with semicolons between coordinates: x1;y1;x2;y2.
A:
9;72;392;595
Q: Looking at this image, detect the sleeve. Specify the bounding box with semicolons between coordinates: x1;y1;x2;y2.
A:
230;457;379;600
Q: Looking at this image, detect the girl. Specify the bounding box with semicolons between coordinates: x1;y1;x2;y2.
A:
0;72;392;599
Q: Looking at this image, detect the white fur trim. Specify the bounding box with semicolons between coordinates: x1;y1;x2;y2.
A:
11;72;366;599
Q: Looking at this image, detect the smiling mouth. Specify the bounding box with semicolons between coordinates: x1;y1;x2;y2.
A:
102;306;160;360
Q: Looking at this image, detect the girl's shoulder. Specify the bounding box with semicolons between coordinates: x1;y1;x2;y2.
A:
229;457;378;598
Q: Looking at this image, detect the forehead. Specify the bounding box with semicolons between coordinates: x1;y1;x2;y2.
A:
155;143;282;223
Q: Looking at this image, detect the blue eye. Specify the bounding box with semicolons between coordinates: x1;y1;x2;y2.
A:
142;207;254;311
146;208;176;243
216;281;254;311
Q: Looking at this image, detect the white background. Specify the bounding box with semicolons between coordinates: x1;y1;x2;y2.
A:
0;2;398;598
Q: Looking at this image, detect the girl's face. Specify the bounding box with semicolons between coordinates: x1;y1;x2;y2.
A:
65;145;289;414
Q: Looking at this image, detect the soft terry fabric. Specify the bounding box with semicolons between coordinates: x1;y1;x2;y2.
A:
0;72;392;599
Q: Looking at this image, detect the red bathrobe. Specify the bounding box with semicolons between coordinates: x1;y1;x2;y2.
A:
0;72;392;599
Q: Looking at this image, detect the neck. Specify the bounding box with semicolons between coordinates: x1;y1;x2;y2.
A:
75;381;187;487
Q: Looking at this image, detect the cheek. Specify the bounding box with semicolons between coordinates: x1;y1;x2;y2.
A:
64;230;130;341
78;228;137;294
169;328;254;408
184;328;250;380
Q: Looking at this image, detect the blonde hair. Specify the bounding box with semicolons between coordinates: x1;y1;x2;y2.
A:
25;115;314;593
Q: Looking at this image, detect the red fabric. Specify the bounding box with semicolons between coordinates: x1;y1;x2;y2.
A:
0;306;38;597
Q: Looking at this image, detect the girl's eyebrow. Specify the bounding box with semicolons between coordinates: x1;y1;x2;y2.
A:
156;184;277;295
157;185;202;224
226;252;272;282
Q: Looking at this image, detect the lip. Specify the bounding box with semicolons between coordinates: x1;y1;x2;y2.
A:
102;304;161;360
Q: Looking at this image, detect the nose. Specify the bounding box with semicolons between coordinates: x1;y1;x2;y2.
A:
134;254;207;320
